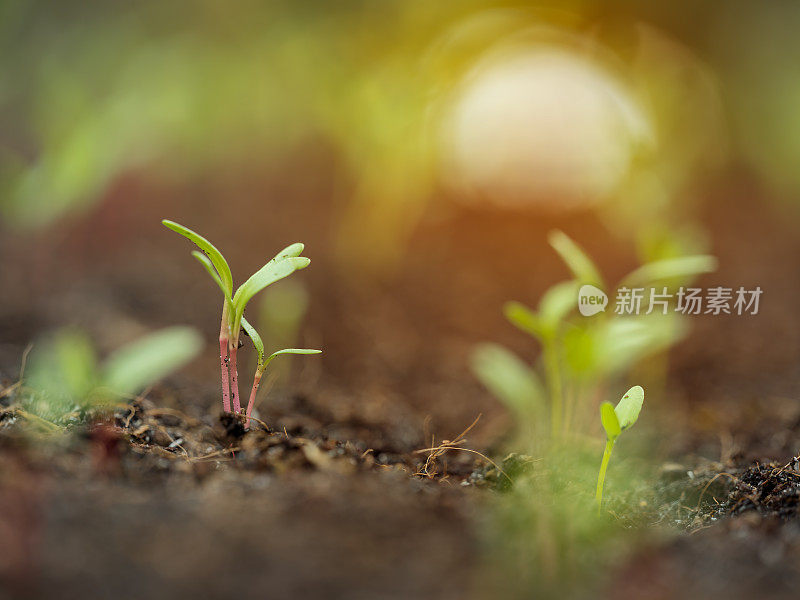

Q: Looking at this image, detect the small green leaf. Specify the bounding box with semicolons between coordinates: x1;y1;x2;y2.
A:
54;329;98;400
241;316;264;367
24;329;98;421
504;302;544;339
102;327;203;395
594;315;688;376
191;251;232;302
621;255;717;288
232;244;309;330
471;343;545;414
538;281;579;331
262;348;321;370
614;385;644;431
162;220;233;296
600;401;621;441
549;230;604;287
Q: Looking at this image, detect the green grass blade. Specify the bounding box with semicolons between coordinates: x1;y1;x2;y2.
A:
162;220;233;296
549;230;605;287
102;326;203;395
241;316;264;367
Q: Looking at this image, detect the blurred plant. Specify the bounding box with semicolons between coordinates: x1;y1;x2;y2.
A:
257;281;311;385
162;220;320;427
596;385;644;511
22;326;201;426
472;230;714;445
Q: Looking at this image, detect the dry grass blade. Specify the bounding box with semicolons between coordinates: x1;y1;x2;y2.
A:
414;414;512;483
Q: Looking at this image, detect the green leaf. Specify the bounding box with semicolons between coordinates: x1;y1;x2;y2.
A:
262;348;321;370
191;251;232;301
504;302;544;339
54;329;98;399
24;329;98;421
162;220;233;296
621;255;717;288
614;385;644;431
471;343;545;414
538;281;579;331
241;316;264;367
271;242;306;262
231;243;309;330
562;325;597;377
102;326;203;396
594;315;688;376
549;230;604;287
600;401;621;441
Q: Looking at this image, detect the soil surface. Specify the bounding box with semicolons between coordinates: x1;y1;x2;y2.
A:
1;168;799;599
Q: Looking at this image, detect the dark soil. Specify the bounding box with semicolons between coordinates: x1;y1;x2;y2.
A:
1;168;799;598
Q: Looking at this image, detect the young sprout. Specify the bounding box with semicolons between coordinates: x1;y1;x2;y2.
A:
596;385;644;512
162;220;321;426
240;317;320;428
24;326;202;425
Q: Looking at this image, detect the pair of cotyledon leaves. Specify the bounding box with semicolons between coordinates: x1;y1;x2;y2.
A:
162;220;320;369
600;385;644;442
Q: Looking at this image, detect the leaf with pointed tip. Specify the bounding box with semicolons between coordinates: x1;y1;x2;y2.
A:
241;316;264;367
614;385;644;431
102;327;203;396
504;302;544;339
621;255;717;288
549;230;604;287
600;401;621;441
162;220;233;297
262;348;321;370
232;244;309;330
471;343;545;415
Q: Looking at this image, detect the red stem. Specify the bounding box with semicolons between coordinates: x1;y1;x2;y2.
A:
244;370;263;430
218;320;231;413
229;342;241;414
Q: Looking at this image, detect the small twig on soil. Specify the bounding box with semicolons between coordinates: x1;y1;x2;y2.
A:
0;344;34;400
190;447;240;462
243;414;271;432
695;472;738;512
13;408;62;433
414;414;512;484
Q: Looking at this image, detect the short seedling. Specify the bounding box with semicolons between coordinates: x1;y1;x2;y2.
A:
596;385;644;512
162;220;321;427
473;229;714;440
24;326;202;426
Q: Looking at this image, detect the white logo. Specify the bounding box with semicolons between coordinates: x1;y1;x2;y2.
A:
578;284;608;316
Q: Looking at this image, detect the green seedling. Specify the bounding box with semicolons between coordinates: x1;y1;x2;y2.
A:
24;326;202;426
596;385;644;512
162;220;321;427
473;229;714;442
240;317;320;428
